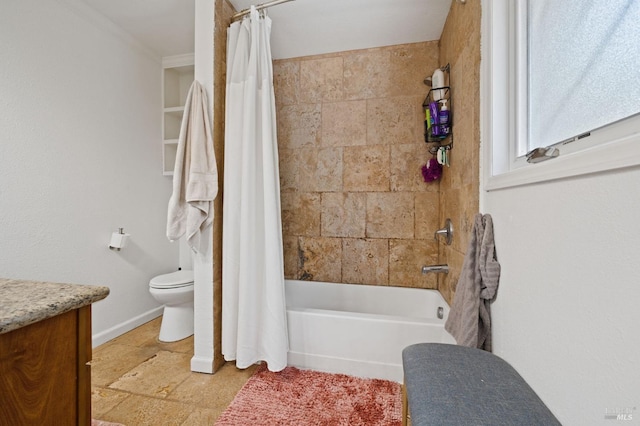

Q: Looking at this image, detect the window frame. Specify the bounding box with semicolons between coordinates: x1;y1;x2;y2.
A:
481;0;640;191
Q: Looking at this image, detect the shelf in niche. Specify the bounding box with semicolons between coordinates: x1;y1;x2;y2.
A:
163;65;194;109
163;142;178;176
164;106;185;115
162;55;193;175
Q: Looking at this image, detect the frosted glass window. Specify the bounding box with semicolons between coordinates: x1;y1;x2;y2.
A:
528;0;640;150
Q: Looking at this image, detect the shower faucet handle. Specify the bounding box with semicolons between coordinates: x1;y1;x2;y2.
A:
434;218;453;245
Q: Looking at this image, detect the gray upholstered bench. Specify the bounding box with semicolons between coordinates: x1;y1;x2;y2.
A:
402;343;561;426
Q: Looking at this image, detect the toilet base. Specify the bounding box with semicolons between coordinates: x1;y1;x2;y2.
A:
159;301;194;342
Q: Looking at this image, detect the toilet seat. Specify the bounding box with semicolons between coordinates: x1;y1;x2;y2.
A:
149;270;194;289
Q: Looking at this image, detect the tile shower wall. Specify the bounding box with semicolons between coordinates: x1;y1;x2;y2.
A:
212;0;237;371
437;0;481;305
274;42;442;288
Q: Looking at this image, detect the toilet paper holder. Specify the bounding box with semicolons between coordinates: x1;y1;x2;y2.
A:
109;228;130;251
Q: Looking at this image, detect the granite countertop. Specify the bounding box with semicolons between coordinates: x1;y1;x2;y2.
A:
0;278;109;334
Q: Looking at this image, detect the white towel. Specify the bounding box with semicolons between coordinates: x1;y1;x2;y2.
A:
445;213;501;351
166;80;218;253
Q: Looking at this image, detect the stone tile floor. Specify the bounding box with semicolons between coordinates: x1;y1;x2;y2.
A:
91;317;256;426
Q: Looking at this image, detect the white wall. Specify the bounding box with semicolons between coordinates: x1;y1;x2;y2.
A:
483;169;640;423
191;0;216;374
0;0;179;345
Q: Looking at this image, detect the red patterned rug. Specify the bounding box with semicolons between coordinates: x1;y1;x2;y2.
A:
215;365;402;426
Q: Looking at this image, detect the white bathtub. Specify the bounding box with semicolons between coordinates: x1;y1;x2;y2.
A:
285;279;456;382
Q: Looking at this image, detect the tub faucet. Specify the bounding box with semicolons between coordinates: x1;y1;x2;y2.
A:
421;265;449;274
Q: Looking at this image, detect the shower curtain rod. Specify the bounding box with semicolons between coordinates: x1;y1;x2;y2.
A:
231;0;295;22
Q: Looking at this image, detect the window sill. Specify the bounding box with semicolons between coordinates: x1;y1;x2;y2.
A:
485;130;640;191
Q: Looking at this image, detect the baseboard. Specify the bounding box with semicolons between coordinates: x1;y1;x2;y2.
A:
92;306;164;347
288;351;403;383
191;355;214;374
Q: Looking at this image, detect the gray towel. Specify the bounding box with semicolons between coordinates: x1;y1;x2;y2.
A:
445;213;500;351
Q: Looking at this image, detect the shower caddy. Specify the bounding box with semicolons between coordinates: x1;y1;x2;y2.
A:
423;63;453;155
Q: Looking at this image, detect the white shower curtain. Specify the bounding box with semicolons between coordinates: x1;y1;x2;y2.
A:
221;6;288;372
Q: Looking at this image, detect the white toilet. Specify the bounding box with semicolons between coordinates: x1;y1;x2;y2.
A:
149;269;194;342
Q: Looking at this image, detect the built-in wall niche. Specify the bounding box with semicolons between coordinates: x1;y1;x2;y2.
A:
162;54;194;176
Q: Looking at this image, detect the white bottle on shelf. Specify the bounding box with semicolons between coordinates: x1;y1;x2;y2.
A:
431;68;445;101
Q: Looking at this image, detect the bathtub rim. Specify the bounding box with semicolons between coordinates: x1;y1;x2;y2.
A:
285;279;450;320
284;279;455;382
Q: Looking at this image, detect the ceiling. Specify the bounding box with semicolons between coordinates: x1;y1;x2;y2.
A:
81;0;452;59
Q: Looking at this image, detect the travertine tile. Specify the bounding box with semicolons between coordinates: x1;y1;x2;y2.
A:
439;246;466;306
272;41;462;293
342;238;389;285
298;237;342;282
283;235;299;279
92;343;158;387
440;0;481;67
321;100;367;147
170;362;257;410
439;185;478;297
447;42;480;190
109;351;193;398
315;147;343;192
439;187;462;253
415;192;441;240
297;147;318;192
181;408;219;426
273;60;299;106
438;0;481;303
389;239;438;289
92;318;256;426
299;56;344;103
212;2;233;369
111;318;193;355
291;147;343;193
440;185;478;255
390;143;436;192
460;183;480;250
91;387;129;419
277;103;322;149
279;148;299;193
321;192;366;238
436;147;453;189
160;335;194;355
366;96;416;146
343;145;390;192
281;192;321;237
366;192;414;239
99;394;192;426
344;49;391;100
388;42;440;98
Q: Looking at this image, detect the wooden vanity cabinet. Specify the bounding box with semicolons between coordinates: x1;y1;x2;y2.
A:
0;306;92;426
